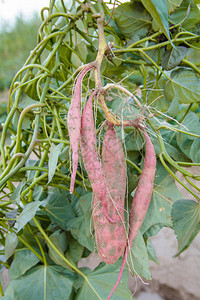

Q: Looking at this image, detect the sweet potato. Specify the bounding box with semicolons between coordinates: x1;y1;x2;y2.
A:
128;129;156;245
80;91;114;222
67;64;93;194
107;129;156;299
92;125;127;264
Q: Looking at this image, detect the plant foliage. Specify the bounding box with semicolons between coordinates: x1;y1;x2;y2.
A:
0;0;200;298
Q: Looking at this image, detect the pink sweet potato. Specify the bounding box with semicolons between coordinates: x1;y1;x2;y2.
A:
107;129;156;299
67;64;93;194
128;129;156;245
92;125;127;264
80;91;114;222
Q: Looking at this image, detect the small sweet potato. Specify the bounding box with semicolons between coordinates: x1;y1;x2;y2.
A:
67;64;93;194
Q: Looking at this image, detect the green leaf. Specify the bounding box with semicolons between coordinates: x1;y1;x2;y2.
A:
12;109;31;130
16;201;45;232
33;185;46;201
8;249;40;279
4;233;18;261
18;95;38;109
176;111;200;160
43;191;76;230
48;143;63;184
147;80;170;112
114;2;152;41
190;138;200;162
187;48;200;66
147;238;159;264
166;0;183;14
24;80;39;101
5;265;76;300
10;180;26;204
141;0;171;40
158;130;188;161
67;237;84;265
167;95;179;117
75;260;132;300
143;41;165;65
169;0;200;31
178;111;200;139
161;46;188;71
128;230;151;280
172;199;200;255
69;193;94;252
141;162;183;234
48;230;72;270
164;68;200;104
125;129;144;151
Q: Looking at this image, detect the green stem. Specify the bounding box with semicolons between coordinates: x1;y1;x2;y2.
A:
114;36;199;54
128;31;162;49
182;59;200;75
10;64;51;92
21;173;48;198
35;235;47;266
141;64;147;104
177;161;200;167
159;153;199;201
53;107;64;138
33;217;102;300
0;153;25;181
15;103;45;154
19;167;89;196
18;236;44;263
0;115;40;189
153;189;173;205
0;78;50;188
184;176;200;191
38;138;70;145
126;159;142;173
149;121;198;179
140;50;171;80
0;280;4;297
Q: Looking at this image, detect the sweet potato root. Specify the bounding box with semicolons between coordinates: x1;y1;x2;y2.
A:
67;64;93;194
107;129;156;299
80;91;115;222
92;125;127;264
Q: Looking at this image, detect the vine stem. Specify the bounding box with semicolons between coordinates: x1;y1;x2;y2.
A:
0;280;4;297
0;77;50;189
18;235;44;263
149;120;199;179
0;114;39;189
33;217;102;300
15;103;45;154
159;153;199;201
126;159;142;173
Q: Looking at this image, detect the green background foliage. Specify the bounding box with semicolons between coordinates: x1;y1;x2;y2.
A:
0;0;200;299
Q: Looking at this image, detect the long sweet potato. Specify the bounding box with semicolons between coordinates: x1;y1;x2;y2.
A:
107;129;156;299
80;91;114;222
92;125;127;264
67;64;93;194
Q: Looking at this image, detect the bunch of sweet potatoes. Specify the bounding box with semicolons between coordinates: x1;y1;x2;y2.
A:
67;66;156;299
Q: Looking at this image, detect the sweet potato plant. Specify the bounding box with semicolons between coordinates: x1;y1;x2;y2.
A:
0;0;200;299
